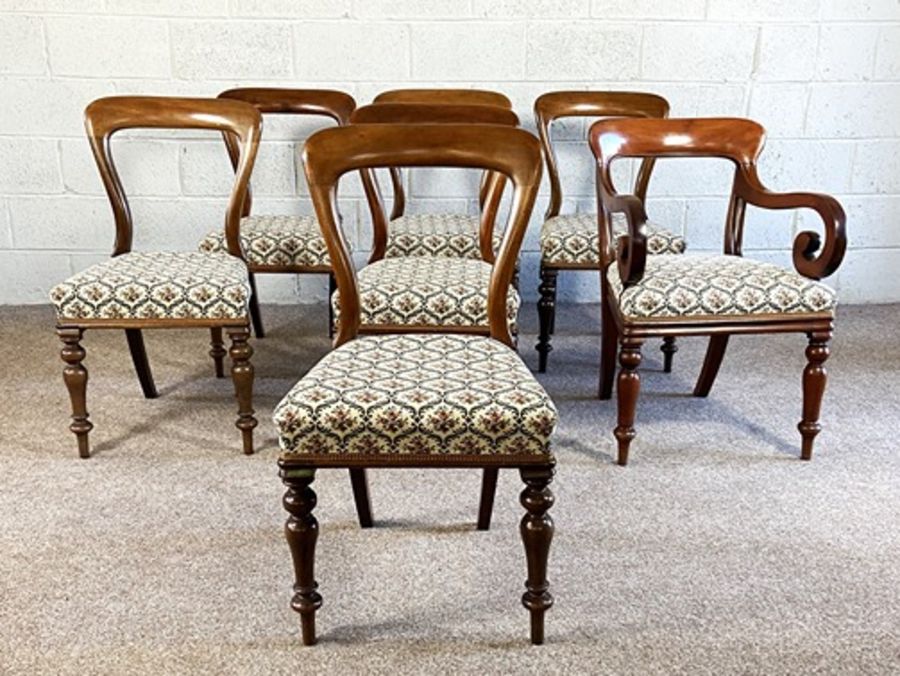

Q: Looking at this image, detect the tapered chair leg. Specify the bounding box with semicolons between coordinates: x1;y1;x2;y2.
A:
227;327;257;455
660;336;678;373
615;338;643;466
348;469;373;528
536;266;558;373
58;327;93;459
209;327;226;378
799;331;831;461
248;273;265;339
598;280;618;400
477;467;499;531
693;335;730;397
519;464;555;645
125;328;158;398
282;467;322;646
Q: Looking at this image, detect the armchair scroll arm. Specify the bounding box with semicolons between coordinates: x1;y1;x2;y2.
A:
735;168;846;280
596;170;649;287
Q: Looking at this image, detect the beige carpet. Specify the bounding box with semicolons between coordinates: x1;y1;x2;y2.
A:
1;303;898;675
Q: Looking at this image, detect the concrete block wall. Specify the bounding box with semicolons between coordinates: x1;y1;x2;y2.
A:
1;0;898;305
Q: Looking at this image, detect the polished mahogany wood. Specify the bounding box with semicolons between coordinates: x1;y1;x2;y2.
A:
125;328;159;397
589;116;846;464
282;468;322;646
374;88;512;108
520;465;555;645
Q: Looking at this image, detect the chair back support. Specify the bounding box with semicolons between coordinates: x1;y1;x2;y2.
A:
217;87;372;219
303;123;542;347
84;95;261;258
374;88;512;109
351;103;520;262
589;117;846;285
534;91;669;221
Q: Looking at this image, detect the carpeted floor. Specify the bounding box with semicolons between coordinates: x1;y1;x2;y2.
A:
1;302;898;675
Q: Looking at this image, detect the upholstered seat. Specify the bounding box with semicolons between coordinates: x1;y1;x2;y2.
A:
199;214;332;268
331;257;520;329
385;213;499;259
274;333;557;456
608;254;836;321
540;213;685;266
50;251;251;321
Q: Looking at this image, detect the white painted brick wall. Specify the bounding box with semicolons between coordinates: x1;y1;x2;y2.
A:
0;1;897;305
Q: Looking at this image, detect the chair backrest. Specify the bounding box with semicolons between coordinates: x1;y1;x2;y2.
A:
351;103;521;262
84;95;261;258
374;88;512;109
534;91;669;221
303;123;542;347
589;117;846;283
217;87;372;219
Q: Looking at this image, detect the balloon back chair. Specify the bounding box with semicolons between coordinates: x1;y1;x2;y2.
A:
533;91;686;373
273;122;558;645
589;117;846;465
50;96;261;457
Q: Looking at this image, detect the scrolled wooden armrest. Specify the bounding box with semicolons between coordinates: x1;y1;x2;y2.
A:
598;187;649;287
736;169;846;280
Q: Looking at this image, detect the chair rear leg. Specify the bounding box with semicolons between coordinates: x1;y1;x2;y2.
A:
693;335;730;397
598;279;618;400
125;328;158;399
227;327;257;455
477;467;499;531
348;468;374;528
248;273;265;339
799;331;831;461
519;464;555;645
615;338;643;466
281;467;322;646
209;327;226;378
660;336;678;373
536;266;558;373
58;327;93;459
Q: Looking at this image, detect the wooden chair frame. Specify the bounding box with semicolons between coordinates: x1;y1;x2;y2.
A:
217;87;376;338
589;117;846;465
280;122;555;645
533;91;672;373
58;95;262;458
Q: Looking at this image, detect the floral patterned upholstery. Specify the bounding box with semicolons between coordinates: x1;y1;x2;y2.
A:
199;214;333;269
385;213;499;259
273;334;557;456
608;254;837;321
540;213;685;266
332;257;520;330
50;251;250;321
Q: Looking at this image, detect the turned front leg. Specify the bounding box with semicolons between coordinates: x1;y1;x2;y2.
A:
535;266;558;373
519;465;555;645
58;327;93;459
615;338;643;466
282;468;322;646
799;331;831;461
227;327;257;455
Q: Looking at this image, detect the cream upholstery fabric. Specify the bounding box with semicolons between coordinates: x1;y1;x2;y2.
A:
608;254;836;320
332;257;519;330
385;213;498;259
274;334;557;456
50;251;250;321
540;213;685;266
199;214;333;269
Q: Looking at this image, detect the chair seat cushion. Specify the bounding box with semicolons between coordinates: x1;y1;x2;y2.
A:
199;214;333;268
608;254;837;321
332;257;520;330
385;213;499;259
540;213;685;266
273;334;557;456
50;251;250;321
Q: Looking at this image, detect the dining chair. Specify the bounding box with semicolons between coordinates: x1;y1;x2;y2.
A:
199;88;375;339
534;91;686;373
589;117;846;465
274;122;557;645
50;96;261;457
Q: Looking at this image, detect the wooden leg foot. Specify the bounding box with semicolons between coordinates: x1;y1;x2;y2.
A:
348;468;373;528
227;327;257;455
281;467;322;646
660;336;677;374
58;327;93;459
535;266;557;373
209;327;226;379
614;339;642;466
799;331;831;461
519;464;554;645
